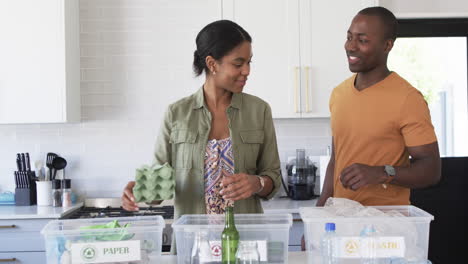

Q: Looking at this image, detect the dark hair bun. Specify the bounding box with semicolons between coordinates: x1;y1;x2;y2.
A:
193;50;204;76
193;20;252;76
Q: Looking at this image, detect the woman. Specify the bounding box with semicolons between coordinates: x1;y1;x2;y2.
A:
122;20;281;218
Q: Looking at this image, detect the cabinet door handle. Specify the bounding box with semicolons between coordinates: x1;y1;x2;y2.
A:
0;258;17;262
0;225;16;229
294;66;300;113
304;66;310;113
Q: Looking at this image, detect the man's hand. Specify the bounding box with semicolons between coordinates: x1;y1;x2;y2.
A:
340;163;386;191
220;173;261;201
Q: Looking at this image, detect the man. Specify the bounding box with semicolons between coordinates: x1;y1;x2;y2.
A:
317;6;441;207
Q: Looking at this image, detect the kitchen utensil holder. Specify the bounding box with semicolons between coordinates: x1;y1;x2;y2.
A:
36;181;52;206
14;171;37;206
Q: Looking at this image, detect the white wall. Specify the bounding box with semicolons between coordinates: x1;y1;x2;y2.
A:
379;0;468;17
0;0;331;198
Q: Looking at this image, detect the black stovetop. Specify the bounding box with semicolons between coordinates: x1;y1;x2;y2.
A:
62;205;174;219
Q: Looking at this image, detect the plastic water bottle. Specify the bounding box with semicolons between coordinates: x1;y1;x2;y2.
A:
191;231;212;264
390;259;432;264
321;222;337;264
360;224;379;264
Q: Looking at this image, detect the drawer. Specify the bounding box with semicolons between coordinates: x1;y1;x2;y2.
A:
288;245;302;252
0;219;50;252
0;252;46;264
0;219;50;232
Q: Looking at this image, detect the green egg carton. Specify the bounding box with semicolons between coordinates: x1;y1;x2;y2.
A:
133;162;174;202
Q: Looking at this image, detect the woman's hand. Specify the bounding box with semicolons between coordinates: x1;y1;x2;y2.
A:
220;173;261;201
122;181;139;211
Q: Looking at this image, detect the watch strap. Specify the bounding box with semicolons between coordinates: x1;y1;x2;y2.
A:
384;173;394;184
255;176;265;194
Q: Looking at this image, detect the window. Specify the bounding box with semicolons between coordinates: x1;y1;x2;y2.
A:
388;19;468;157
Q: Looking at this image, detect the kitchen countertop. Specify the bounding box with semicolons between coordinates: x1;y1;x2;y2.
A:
163;197;316;223
163;197;316;224
153;197;317;215
0;202;83;219
157;251;308;263
0;195;316;220
261;196;317;214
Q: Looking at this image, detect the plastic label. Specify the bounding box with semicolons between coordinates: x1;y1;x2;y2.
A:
335;236;405;258
71;240;141;263
208;240;267;262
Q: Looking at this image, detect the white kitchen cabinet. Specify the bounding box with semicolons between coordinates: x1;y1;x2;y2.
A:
223;0;300;118
0;219;49;264
0;0;80;124
0;252;46;264
223;0;376;118
152;0;223;105
300;0;378;118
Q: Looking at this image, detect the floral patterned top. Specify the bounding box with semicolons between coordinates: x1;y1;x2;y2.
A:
204;137;234;214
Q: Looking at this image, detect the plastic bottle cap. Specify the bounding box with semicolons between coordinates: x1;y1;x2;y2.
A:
325;222;335;232
361;225;377;236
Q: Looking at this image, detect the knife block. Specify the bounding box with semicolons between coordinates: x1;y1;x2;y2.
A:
15;174;37;206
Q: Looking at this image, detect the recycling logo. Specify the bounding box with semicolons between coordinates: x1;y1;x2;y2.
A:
345;239;359;255
211;244;222;257
81;245;98;261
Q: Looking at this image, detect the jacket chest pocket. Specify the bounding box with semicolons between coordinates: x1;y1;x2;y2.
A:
170;129;198;169
239;130;264;170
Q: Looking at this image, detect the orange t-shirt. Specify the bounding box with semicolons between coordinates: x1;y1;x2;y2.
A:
329;72;437;205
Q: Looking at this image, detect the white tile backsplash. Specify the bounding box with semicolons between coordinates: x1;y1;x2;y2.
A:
0;0;331;198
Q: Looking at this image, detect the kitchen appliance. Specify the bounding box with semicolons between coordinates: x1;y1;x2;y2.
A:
61;198;174;252
283;149;317;200
319;155;331;194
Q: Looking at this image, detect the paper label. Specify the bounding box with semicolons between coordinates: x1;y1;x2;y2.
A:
335;236;405;258
71;240;141;263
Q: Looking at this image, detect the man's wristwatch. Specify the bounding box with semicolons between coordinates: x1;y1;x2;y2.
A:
255;176;265;194
382;165;396;188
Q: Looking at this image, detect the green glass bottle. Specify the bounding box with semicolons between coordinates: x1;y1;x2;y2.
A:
221;206;239;264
